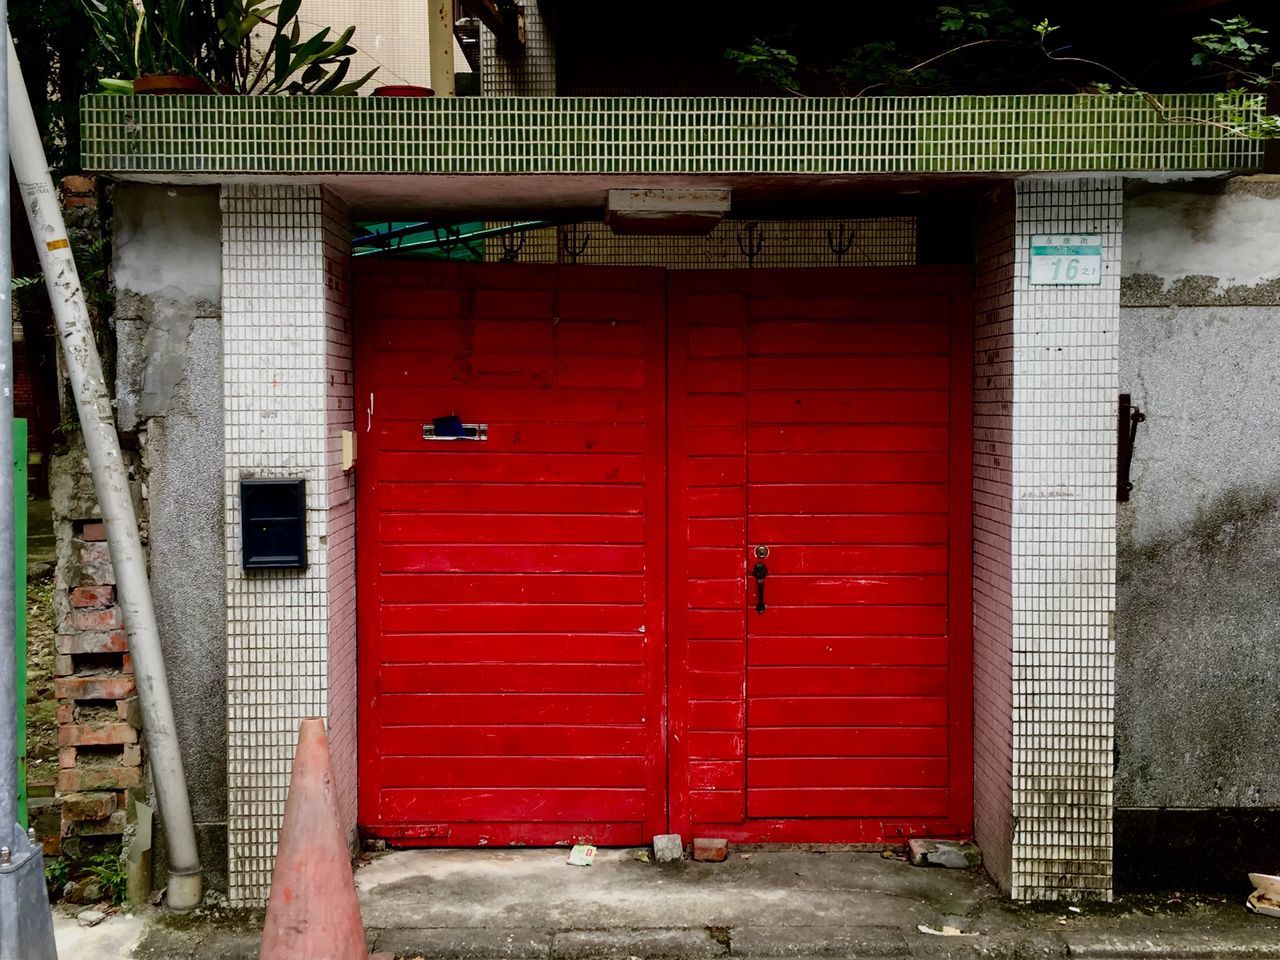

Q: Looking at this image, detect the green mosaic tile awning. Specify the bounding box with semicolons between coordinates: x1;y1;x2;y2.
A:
81;94;1263;176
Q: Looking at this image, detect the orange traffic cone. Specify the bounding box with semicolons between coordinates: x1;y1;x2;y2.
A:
260;717;369;960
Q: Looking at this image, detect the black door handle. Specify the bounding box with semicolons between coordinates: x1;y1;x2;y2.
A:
751;562;768;614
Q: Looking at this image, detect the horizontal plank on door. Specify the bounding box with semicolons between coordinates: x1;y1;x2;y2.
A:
376;632;647;664
376;422;650;454
748;635;948;667
748;390;948;425
687;731;746;760
689;326;745;358
379;483;646;515
686;426;746;455
372;352;648;390
749;725;948;758
687;548;747;579
745;787;950;819
379;452;648;485
380;544;646;574
378;574;647;605
380;787;647;823
380;513;646;545
748;452;949;484
749;696;948;726
378;662;649;695
378;723;651;756
378;694;647;726
688;699;746;731
759;575;948;606
748;757;947;788
378;755;649;789
748;514;947;545
747;294;948;322
378;604;647;636
748;425;949;453
748;483;949;515
688;457;747;487
374;386;650;423
686;517;745;548
747;605;947;637
686;488;746;518
748;665;949;697
747;545;947;576
747;356;949;391
747;321;949;356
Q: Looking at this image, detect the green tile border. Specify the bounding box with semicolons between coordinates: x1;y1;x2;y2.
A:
81;94;1263;176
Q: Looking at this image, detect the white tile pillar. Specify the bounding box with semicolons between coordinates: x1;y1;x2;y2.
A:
1009;177;1121;900
221;184;355;905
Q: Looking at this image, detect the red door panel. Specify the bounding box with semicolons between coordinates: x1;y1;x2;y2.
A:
669;268;973;844
356;262;667;847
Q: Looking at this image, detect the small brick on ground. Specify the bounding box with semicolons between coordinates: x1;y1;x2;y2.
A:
692;838;728;862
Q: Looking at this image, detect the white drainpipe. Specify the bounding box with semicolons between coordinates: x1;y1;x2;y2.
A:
7;38;203;911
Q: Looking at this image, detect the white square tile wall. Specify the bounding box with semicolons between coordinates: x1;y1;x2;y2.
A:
1009;177;1120;900
222;184;357;906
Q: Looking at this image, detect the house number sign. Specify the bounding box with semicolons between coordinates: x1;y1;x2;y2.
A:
1029;234;1103;286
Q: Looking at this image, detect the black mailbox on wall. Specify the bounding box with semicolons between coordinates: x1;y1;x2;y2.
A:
240;479;307;570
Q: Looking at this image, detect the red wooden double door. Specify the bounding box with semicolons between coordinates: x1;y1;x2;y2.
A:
356;262;973;847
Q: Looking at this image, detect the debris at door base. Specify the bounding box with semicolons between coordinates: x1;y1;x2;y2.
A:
907;838;982;869
693;838;729;862
1248;873;1280;917
566;844;597;866
652;833;683;863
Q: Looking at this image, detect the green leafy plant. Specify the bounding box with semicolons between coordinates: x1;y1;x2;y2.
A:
724;39;799;94
83;0;376;94
83;0;222;80
44;856;68;895
217;0;376;95
85;852;127;905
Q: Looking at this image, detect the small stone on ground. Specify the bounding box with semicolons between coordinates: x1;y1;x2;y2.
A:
652;833;683;863
907;838;982;869
77;909;106;927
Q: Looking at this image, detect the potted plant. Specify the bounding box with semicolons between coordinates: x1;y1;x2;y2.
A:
85;0;223;94
85;0;377;95
216;0;377;94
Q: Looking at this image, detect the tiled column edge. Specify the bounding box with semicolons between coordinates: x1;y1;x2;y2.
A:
222;183;333;905
323;189;358;844
1010;177;1120;901
972;184;1016;893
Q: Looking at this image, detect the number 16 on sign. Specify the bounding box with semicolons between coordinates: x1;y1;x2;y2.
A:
1029;234;1103;286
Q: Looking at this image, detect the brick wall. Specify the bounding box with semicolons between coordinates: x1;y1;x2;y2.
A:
972;185;1015;893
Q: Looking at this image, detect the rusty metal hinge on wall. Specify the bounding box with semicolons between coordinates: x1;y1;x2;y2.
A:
1118;393;1145;502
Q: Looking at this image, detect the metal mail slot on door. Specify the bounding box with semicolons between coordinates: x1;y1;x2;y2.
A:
423;415;488;441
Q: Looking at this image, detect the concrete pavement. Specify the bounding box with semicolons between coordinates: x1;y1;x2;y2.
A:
81;849;1280;959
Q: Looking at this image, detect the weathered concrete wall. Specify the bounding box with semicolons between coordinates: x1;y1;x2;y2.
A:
112;184;228;890
1117;176;1280;811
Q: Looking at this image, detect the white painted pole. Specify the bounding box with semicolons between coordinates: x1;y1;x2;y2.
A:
428;0;456;96
7;37;203;912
